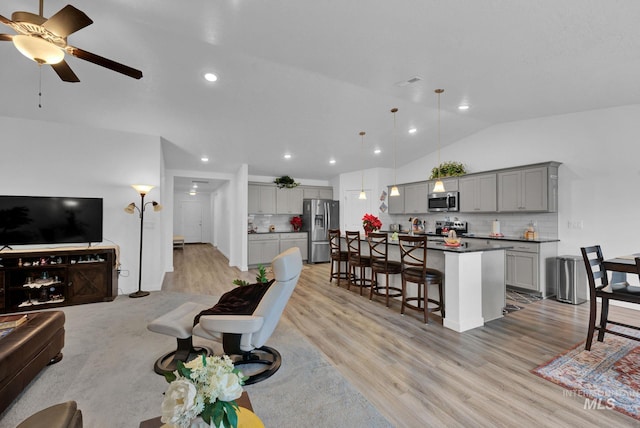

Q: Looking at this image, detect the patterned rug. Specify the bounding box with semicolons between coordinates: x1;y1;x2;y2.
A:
532;329;640;420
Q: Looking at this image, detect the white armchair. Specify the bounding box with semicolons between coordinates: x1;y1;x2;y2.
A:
193;247;303;384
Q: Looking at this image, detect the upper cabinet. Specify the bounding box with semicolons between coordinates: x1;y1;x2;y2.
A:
459;173;497;212
404;182;429;214
276;187;304;214
386;161;560;215
302;186;333;200
497;163;559;212
427;178;459;193
248;184;277;214
387;185;405;214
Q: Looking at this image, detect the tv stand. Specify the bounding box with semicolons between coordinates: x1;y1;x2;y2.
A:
0;246;119;313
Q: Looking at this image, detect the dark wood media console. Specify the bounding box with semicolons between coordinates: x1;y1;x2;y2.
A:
0;246;118;314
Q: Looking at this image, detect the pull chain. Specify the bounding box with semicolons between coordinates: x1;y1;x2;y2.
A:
38;65;43;108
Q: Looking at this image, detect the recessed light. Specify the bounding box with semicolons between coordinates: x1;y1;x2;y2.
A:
458;105;470;111
374;149;381;154
189;190;196;195
204;73;218;82
193;184;198;189
329;159;336;164
201;157;209;162
284;154;292;159
408;128;417;134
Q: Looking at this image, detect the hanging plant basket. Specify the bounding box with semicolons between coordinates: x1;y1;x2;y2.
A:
274;175;299;188
429;161;466;180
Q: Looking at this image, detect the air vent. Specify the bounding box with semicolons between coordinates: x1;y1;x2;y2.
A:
395;75;423;87
192;180;209;184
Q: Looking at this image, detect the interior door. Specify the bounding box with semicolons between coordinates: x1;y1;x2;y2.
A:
344;190;373;232
181;201;203;243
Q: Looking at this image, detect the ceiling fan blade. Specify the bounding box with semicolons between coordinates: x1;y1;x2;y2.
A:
43;5;93;37
66;45;143;79
0;13;13;26
0;34;12;41
51;60;80;82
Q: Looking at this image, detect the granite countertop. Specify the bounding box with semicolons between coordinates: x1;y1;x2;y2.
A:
362;236;513;253
459;233;559;243
248;231;308;235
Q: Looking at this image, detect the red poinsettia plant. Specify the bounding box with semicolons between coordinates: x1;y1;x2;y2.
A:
290;216;303;231
362;213;382;236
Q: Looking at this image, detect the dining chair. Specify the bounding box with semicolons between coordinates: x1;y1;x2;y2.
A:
345;231;372;295
367;232;402;307
398;235;444;323
580;245;640;351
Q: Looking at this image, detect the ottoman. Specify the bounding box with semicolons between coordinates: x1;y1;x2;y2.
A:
0;311;65;415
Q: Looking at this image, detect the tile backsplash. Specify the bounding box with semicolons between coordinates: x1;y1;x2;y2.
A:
249;214;301;233
387;212;558;239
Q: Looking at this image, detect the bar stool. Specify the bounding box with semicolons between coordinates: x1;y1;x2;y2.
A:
398;235;444;323
345;231;373;295
368;232;402;307
329;229;351;286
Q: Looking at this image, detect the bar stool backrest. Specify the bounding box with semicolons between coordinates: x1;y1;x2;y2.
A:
329;229;341;256
368;232;391;268
345;231;363;263
399;235;428;275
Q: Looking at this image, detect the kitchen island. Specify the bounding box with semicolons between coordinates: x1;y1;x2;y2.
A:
350;236;513;333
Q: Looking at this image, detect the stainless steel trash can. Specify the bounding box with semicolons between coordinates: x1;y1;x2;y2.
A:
556;255;587;304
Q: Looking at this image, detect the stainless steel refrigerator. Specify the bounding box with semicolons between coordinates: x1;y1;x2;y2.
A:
302;199;339;263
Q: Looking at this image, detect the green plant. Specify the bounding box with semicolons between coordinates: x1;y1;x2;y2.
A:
232;264;268;286
429;161;466;179
274;175;299;189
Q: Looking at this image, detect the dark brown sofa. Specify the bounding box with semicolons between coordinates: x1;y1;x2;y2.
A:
0;311;65;415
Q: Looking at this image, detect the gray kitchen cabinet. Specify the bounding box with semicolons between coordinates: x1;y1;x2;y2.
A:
498;164;558;212
302;186;333;200
427;177;459;193
505;240;557;298
403;182;428;214
276;187;303;214
279;232;308;261
459;173;497;212
387;185;405;214
248;184;277;214
248;234;280;266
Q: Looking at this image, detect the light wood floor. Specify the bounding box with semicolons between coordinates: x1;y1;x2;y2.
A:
163;244;640;427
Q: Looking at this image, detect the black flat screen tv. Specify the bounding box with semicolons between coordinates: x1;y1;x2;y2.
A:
0;195;103;246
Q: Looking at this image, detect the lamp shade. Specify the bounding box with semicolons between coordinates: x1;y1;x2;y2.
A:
132;184;155;195
124;203;136;214
358;191;367;200
432;180;445;193
390;185;400;197
13;35;64;64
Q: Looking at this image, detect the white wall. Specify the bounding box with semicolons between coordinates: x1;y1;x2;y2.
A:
335;167;394;233
0;116;164;295
395;104;640;259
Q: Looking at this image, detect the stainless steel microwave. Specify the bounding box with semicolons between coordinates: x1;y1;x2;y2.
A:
428;192;459;212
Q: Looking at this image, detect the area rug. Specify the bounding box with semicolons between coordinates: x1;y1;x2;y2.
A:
532;328;640;421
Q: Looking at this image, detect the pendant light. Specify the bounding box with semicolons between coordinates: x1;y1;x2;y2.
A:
433;89;446;193
389;108;400;197
359;131;367;200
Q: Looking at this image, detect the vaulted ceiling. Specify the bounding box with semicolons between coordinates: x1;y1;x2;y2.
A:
1;0;638;182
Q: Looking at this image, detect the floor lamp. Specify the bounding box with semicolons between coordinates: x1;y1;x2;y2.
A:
125;184;162;298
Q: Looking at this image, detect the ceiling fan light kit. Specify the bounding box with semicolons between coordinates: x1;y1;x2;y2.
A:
0;1;143;82
13;34;63;64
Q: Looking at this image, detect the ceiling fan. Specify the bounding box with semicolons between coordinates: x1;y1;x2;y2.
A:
0;0;142;82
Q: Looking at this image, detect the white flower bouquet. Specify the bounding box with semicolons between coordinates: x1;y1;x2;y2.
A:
161;354;246;428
